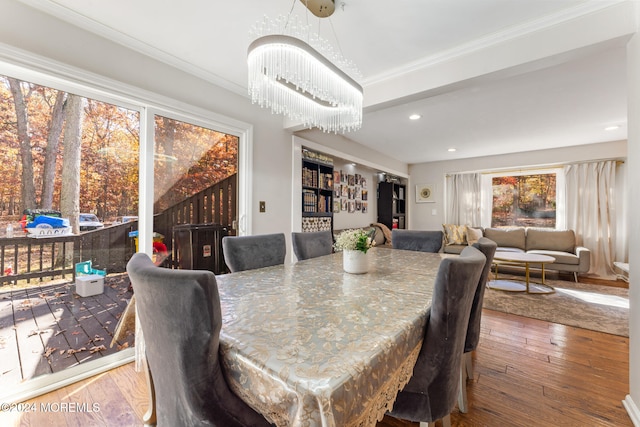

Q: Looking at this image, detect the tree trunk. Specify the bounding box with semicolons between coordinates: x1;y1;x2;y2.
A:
41;91;67;209
60;94;83;234
7;78;37;211
154;116;176;211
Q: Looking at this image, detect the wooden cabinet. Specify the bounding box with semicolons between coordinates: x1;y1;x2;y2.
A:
301;151;333;232
377;181;406;230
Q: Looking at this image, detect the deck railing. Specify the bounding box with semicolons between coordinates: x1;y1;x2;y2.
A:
154;174;236;239
0;221;136;286
153;174;237;269
0;173;237;286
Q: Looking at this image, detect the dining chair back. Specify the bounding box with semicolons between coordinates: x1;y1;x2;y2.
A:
392;229;444;253
465;237;498;353
388;245;486;427
126;253;271;427
458;237;498;413
222;233;286;272
291;231;333;261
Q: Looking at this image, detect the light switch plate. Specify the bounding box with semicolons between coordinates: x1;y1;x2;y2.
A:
259;201;266;213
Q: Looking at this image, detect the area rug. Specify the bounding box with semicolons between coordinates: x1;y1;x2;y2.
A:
483;276;629;337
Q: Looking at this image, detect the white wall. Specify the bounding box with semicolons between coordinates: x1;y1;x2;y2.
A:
624;5;640;423
408;140;627;231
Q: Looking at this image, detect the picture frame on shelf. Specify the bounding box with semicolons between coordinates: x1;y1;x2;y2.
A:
416;183;435;203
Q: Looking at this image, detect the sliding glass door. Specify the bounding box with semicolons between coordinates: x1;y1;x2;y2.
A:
0;75;140;397
0;60;251;404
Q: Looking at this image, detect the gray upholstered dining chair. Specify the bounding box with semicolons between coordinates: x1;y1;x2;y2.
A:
392;229;444;253
222;233;286;272
126;253;272;427
387;245;486;427
291;230;333;261
458;237;498;413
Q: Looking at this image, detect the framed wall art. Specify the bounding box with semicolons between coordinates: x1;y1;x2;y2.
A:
416;183;435;203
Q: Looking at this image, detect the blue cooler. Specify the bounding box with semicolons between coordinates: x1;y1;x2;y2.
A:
28;215;70;229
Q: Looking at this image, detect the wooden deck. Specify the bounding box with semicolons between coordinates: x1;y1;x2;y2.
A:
0;274;134;388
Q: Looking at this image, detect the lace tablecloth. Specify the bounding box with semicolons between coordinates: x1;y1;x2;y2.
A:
217;248;446;427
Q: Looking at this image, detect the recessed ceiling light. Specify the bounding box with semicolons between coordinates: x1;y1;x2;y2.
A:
604;125;620;131
409;114;421;120
448;148;457;152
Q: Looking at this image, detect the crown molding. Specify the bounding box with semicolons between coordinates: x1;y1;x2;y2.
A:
17;0;248;98
0;41;251;138
18;0;629;94
362;0;628;86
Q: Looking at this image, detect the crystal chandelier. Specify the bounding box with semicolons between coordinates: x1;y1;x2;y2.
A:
247;13;363;133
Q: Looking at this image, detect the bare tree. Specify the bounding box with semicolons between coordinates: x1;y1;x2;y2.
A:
7;78;36;211
41;91;67;209
60;94;83;234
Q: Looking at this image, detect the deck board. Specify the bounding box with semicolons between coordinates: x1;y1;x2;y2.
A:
0;274;134;389
0;291;21;385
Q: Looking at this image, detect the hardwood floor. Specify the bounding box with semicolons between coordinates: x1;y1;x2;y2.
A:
0;309;631;426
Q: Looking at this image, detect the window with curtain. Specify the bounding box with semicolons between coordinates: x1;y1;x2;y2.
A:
444;173;481;226
454;162;626;279
564;160;625;278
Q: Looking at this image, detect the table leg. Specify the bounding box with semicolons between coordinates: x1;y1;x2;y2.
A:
525;262;530;293
526;262;555;294
488;262;527;292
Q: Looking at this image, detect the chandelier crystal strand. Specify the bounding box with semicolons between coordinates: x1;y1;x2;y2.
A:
248;15;362;133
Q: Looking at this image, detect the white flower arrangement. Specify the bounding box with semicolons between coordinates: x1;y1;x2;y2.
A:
333;228;375;253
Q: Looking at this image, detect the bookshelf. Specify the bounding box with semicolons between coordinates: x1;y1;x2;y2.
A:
301;150;333;232
377;181;406;230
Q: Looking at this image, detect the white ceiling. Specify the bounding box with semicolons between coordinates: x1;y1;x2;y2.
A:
22;0;629;164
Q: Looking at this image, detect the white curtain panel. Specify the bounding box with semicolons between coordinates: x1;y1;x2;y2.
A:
564;160;619;278
445;173;481;226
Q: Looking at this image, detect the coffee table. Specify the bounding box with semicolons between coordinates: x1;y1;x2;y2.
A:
487;252;556;294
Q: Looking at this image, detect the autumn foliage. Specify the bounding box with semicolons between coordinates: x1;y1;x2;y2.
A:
0;76;237;225
492;174;556;227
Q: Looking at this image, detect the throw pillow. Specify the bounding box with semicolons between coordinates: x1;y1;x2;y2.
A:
466;227;483;245
442;224;467;245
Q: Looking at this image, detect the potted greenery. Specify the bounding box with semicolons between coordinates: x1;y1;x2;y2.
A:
333;228;376;273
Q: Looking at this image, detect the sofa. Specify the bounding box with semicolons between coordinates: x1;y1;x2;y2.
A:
442;226;590;281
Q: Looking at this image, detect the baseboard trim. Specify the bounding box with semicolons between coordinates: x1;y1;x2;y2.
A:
623;395;640;426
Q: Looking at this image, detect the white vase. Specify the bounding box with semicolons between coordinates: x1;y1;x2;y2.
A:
343;250;369;274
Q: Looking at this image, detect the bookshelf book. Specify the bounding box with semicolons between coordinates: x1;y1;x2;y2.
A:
302;150;333;232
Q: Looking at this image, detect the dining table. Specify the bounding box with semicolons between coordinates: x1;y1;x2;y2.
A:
216;247;449;427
